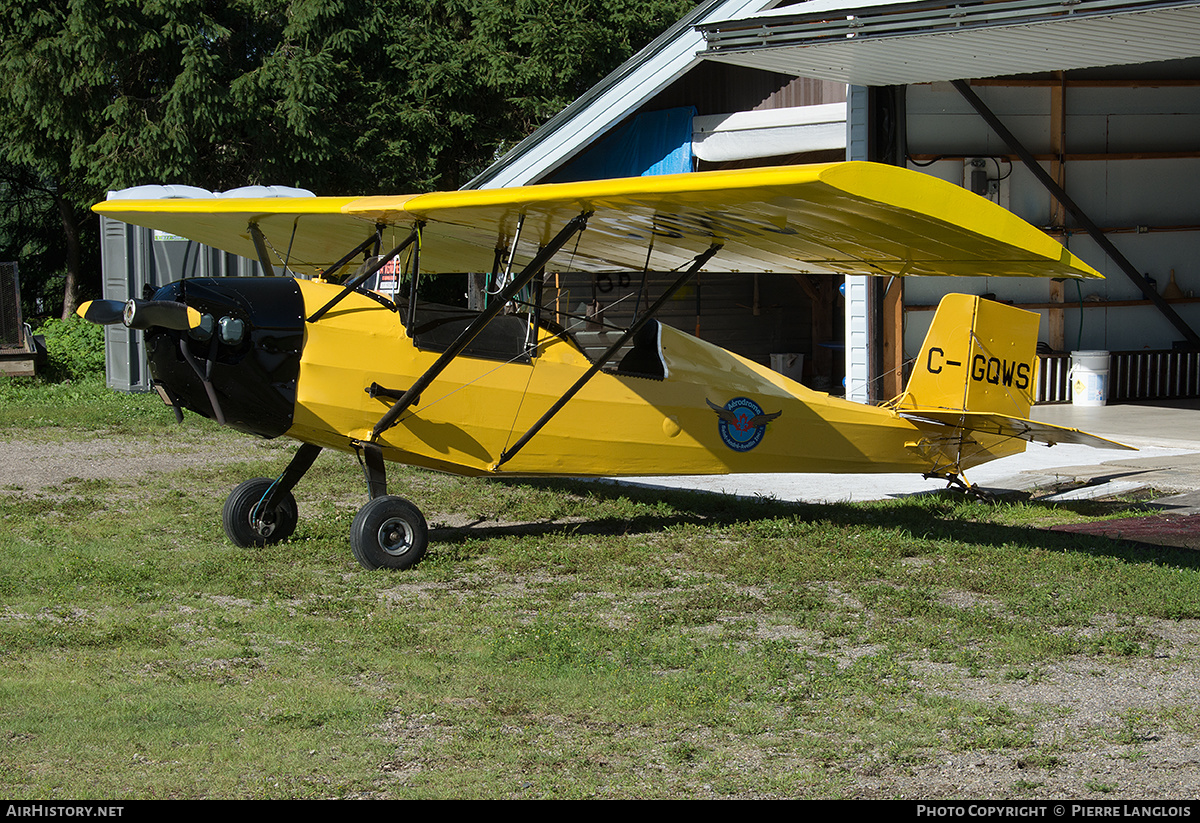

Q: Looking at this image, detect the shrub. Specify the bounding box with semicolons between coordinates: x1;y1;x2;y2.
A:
36;316;106;381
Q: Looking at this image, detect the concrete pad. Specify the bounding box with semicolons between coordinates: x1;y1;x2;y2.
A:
612;399;1200;504
1040;480;1150;502
1147;490;1200;515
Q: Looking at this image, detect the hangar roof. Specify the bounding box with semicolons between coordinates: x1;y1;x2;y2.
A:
699;0;1200;86
469;0;1200;190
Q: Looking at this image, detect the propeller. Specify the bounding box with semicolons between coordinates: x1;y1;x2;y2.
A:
77;299;126;325
77;299;202;331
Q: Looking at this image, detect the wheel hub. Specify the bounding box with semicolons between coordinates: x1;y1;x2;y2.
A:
378;517;414;556
250;507;278;537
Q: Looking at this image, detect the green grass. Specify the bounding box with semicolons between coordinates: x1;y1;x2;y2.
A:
2;380;1199;798
0;374;222;435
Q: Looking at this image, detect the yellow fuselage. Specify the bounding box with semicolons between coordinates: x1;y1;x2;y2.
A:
284;280;1021;479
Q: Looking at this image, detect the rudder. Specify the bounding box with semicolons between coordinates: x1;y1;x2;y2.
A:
894;294;1039;418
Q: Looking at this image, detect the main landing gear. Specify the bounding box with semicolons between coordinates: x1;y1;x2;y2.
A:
924;471;997;502
221;441;429;570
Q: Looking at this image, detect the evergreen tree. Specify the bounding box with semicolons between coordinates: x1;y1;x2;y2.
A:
0;0;694;317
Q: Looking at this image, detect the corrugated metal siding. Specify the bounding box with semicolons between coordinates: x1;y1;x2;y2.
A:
564;63;849;174
700;0;1200;87
0;262;21;348
642;61;845;117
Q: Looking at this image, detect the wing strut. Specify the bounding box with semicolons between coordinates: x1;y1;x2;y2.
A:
307;224;424;323
321;226;386;282
370;211;593;441
405;224;423;331
248;222;278;277
492;242;724;471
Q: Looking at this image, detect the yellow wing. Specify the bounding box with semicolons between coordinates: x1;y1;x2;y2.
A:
93;162;1101;279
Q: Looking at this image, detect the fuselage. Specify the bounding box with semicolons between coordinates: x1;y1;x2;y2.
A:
145;277;1024;479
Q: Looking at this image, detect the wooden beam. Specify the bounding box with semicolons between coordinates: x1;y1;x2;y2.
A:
881;277;904;400
1049;73;1067;228
1048;73;1066;352
904;296;1200;312
907;151;1200;163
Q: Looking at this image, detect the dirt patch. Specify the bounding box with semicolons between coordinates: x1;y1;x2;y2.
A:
0;431;279;492
864;620;1200;799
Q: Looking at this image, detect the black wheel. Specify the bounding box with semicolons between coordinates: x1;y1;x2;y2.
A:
223;478;299;548
350;495;428;570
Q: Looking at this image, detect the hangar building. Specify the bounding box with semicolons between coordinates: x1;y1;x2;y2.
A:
468;0;1200;406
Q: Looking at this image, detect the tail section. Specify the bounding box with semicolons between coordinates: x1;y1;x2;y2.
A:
895;293;1038;419
892;294;1131;478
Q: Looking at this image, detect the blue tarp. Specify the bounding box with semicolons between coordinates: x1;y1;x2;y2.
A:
547;106;696;183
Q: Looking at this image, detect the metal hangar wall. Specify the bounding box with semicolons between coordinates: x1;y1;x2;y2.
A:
698;0;1200;404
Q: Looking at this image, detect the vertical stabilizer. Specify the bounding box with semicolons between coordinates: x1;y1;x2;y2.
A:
894;294;1039;418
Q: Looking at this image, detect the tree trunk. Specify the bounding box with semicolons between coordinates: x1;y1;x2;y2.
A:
54;189;83;319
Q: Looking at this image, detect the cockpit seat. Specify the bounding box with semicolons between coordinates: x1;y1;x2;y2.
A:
614;320;667;381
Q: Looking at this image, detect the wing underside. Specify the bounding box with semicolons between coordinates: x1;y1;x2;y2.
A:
93;162;1102;280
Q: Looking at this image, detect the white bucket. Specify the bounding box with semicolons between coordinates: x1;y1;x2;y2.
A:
770;352;805;383
1070;350;1111;407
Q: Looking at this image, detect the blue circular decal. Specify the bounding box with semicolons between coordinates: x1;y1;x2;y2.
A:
709;396;779;452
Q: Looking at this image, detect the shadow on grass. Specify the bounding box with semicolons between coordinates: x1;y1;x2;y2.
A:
427;476;1200;571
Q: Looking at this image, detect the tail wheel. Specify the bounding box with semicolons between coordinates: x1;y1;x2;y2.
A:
350;495;428;570
223;478;299;547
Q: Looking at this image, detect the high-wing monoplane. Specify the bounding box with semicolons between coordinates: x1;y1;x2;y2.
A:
79;162;1130;570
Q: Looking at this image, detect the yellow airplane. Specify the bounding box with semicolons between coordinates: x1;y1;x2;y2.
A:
79;162;1129;570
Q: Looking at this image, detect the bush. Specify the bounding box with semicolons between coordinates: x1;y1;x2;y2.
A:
36;316;105;381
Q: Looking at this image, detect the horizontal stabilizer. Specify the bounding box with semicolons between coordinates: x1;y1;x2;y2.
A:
899;410;1135;451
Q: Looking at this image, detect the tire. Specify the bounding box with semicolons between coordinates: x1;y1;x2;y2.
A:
350;495;428;570
223;478;299;548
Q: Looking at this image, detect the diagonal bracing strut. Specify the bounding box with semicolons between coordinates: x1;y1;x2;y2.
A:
370;211;593;440
492;242;724;471
307;224;424;323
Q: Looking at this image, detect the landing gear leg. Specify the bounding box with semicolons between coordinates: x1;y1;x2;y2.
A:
926;472;996;502
223;443;322;547
349;442;429;570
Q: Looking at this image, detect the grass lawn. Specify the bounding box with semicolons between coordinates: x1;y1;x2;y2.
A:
2;376;1198;799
